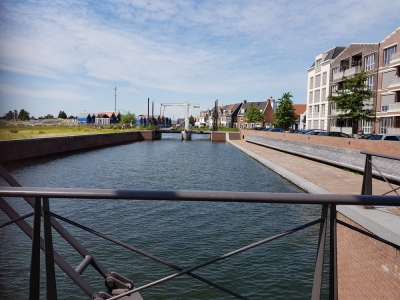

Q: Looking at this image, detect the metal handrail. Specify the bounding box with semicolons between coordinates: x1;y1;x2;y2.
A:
0;186;398;205
1;186;400;299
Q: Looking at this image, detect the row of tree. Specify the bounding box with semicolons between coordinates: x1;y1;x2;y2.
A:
2;110;77;121
244;71;376;132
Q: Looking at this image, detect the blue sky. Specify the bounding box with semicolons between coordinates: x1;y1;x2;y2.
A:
0;0;399;120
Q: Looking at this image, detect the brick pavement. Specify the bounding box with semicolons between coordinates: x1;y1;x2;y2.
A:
229;139;400;196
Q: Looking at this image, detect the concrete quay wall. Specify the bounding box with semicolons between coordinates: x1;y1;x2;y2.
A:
0;131;160;163
242;130;400;182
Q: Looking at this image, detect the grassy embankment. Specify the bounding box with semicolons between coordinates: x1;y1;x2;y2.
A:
0;125;238;141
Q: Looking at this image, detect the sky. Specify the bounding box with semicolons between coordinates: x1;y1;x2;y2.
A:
0;0;399;120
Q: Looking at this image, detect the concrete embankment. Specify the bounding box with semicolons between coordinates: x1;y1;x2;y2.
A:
0;131;160;163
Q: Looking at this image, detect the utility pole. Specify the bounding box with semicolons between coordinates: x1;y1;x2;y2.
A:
114;84;117;112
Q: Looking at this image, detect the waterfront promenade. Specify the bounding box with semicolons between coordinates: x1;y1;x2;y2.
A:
228;139;400;196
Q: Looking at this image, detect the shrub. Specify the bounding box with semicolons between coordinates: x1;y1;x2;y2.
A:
9;129;18;133
38;130;45;134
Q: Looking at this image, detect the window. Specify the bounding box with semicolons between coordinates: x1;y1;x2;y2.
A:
314;105;319;117
382;105;389;112
245;123;248;128
322;72;327;86
309;77;314;89
309;91;313;103
315;59;321;72
321;88;326;102
364;54;375;71
321;104;325;116
251;123;254;128
240;116;243;121
331;102;337;110
383;45;397;66
332;67;339;74
314;90;320;103
362;120;372;134
366;75;374;90
331;85;338;94
380;117;392;133
315;75;321;88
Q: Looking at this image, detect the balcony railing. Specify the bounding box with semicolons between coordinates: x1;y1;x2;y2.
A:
333;66;363;81
388;102;400;112
390;52;400;65
389;76;400;88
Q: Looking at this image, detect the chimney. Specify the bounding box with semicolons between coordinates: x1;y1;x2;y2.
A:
243;100;247;104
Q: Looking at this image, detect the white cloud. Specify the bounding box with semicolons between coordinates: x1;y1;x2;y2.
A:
0;0;399;117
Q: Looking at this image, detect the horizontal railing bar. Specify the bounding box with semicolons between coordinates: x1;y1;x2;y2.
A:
360;151;400;161
0;187;399;205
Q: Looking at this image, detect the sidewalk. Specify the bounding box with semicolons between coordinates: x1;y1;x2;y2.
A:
228;139;400;196
227;139;400;245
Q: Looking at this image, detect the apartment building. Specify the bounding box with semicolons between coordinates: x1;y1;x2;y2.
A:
376;27;400;134
306;47;345;130
329;43;379;134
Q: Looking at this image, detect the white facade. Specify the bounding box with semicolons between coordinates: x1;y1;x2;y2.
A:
306;48;344;130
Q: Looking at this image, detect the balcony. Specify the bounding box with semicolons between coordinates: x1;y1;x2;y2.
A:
333;66;363;81
388;76;400;92
390;52;400;68
388;102;400;112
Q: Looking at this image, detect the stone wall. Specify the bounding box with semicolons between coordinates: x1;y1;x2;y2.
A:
242;130;400;182
337;212;400;299
0;131;160;163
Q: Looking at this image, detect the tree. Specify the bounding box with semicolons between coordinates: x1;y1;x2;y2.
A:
274;92;295;131
189;115;195;126
244;104;266;125
5;111;14;121
120;111;136;125
18;109;30;121
327;71;376;134
44;114;54;119
58;110;67;119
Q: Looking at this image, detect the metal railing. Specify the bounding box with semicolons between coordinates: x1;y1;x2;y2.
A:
1;165;400;300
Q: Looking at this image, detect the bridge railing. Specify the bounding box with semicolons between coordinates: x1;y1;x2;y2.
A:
1;179;399;300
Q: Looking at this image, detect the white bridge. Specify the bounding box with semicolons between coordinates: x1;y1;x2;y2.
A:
161;102;200;140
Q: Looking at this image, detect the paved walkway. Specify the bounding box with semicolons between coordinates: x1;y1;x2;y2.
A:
227;139;400;245
228;139;400;196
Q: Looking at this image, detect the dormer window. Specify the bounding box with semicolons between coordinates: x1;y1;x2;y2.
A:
315;59;321;72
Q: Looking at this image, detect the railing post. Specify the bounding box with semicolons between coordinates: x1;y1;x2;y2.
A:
29;197;42;300
361;154;372;195
329;204;337;300
311;204;328;299
43;197;57;300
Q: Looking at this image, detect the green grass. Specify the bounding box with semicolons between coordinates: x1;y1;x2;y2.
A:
0;125;149;141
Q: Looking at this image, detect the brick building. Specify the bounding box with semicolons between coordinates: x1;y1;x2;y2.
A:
376;27;400;134
236;97;276;129
329;43;380;135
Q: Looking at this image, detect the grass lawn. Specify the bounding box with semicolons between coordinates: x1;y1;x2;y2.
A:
0;125;140;141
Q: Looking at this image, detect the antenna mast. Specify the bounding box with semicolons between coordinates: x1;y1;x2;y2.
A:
114;84;117;112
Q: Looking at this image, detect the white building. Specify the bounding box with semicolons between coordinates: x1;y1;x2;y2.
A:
306;47;345;130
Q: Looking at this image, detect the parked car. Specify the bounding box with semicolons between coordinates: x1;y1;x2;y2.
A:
368;134;400;141
317;131;351;138
357;133;373;139
266;128;283;132
305;129;326;135
254;127;266;131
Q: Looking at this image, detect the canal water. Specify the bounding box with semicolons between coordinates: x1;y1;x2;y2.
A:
0;133;328;299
